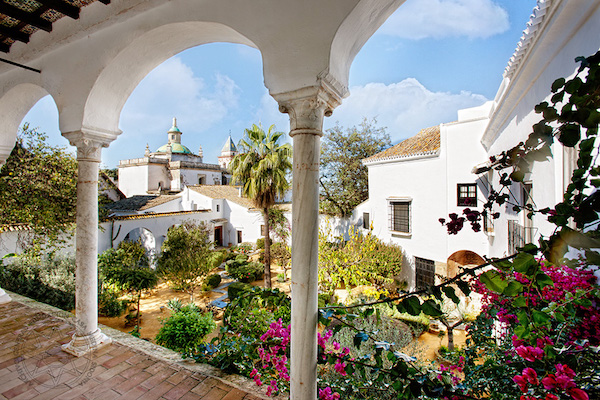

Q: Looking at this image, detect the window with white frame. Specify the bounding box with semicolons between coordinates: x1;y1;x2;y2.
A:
388;199;411;233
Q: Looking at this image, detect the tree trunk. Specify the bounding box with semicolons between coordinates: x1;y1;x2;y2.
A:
263;208;272;288
136;291;141;328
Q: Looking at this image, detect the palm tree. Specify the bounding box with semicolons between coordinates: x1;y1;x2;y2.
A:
230;124;292;287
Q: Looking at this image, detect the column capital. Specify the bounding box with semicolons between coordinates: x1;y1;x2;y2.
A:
62;126;120;162
273;76;345;137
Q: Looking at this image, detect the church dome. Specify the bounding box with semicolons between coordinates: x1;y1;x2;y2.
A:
156;143;193;154
155;117;193;154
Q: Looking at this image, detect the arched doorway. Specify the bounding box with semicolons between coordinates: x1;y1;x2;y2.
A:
447;250;486;278
123;227;157;267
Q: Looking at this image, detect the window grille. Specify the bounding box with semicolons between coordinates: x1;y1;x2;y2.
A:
415;257;435;289
508;220;525;255
388;201;410;233
457;183;477;206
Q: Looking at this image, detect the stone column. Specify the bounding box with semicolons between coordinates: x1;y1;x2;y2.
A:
0;146;12;303
62;130;116;357
275;83;342;400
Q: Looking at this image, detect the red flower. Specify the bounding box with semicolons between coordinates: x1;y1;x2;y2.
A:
513;375;528;393
515;345;545;362
568;388;589;400
522;368;539;385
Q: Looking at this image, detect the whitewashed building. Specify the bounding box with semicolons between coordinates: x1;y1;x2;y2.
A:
357;103;492;289
100;184;291;259
355;1;600;289
478;1;599;259
117;118;232;197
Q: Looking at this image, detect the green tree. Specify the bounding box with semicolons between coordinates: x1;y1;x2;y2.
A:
156;222;222;301
320;119;391;216
98;240;158;329
229;124;292;288
0;124;78;249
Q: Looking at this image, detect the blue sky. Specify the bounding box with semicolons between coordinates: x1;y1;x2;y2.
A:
23;0;537;169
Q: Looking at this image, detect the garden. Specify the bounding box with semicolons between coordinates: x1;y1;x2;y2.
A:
0;51;599;400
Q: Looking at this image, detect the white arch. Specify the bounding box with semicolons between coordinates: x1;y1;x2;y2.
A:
0;83;53;160
78;21;257;135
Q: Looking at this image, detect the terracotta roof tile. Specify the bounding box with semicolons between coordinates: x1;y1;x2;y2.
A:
363;125;440;163
107;195;180;212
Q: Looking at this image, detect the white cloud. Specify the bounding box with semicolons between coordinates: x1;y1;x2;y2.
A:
253;78;487;145
254;92;290;134
120;57;241;140
324;78;488;143
379;0;509;39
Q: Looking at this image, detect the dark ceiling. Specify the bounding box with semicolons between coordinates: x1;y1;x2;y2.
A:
0;0;110;53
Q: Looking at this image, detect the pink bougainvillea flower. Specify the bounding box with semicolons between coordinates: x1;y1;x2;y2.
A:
318;387;341;400
555;374;576;390
522;367;539;385
556;364;576;379
568;388;589;400
513;375;528;393
545;394;559;400
542;374;558;390
334;360;347;376
515;345;545;362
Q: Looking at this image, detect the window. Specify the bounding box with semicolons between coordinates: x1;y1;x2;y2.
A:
362;213;370;229
457;183;477;206
216;204;220;212
388;200;410;233
415;257;435;289
508;220;525;255
237;230;242;244
198;175;206;185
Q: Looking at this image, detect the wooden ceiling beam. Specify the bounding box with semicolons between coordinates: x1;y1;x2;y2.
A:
0;25;29;43
0;3;52;32
36;0;80;20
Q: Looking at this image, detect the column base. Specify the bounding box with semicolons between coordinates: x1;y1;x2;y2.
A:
62;328;112;357
0;288;10;304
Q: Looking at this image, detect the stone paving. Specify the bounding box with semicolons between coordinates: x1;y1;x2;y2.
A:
0;293;271;400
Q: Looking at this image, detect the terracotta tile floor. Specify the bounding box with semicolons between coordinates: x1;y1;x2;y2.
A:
0;298;268;400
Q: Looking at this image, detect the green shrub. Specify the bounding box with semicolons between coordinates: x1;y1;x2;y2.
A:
155;302;216;355
232;242;253;255
271;241;291;266
255;237;272;250
224;287;291;339
98;288;129;317
234;254;249;263
227;281;253;301
204;273;222;290
226;261;264;283
0;254;76;310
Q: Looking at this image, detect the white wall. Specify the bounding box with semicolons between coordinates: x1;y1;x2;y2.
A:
445;104;492;259
0;229;75;258
180;169;221;186
482;2;600;258
118;164;149;197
